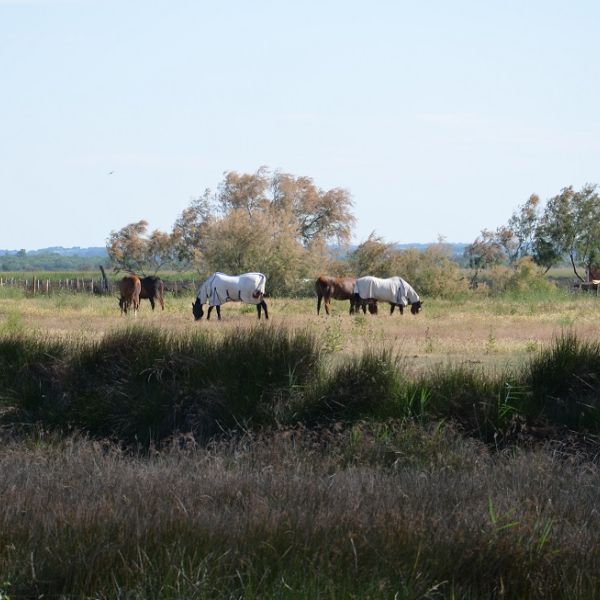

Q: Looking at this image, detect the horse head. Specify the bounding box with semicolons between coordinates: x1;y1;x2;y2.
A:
192;299;205;320
410;300;422;315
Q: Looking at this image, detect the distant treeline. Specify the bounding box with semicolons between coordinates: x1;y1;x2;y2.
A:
0;251;108;272
0;244;469;274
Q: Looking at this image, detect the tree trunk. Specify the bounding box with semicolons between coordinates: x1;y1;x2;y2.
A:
570;253;584;282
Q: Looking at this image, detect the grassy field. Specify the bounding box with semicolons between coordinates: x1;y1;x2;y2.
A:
2;285;600;370
2;286;600;598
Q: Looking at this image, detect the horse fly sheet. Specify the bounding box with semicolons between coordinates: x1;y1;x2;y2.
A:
196;272;267;306
353;276;420;306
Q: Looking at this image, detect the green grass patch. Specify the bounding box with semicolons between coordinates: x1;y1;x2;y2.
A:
2;327;600;444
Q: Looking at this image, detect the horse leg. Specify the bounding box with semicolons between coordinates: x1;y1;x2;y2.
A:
207;306;213;320
216;305;221;320
317;294;322;315
149;297;155;311
262;300;269;319
159;295;164;310
324;297;331;316
390;303;395;315
257;303;261;319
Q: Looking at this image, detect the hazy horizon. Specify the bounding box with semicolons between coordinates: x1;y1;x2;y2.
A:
0;240;470;255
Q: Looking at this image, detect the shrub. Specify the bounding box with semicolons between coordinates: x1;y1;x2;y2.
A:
394;245;469;299
487;257;558;296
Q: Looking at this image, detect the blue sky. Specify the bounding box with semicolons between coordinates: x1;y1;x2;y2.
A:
2;0;599;250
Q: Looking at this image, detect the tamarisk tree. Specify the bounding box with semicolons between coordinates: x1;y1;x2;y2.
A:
171;167;355;293
106;220;177;275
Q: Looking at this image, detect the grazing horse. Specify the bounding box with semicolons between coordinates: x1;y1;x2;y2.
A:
192;272;268;321
315;275;377;315
140;276;165;311
118;275;142;315
352;276;422;316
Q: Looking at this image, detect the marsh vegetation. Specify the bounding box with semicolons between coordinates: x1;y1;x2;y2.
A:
1;287;600;598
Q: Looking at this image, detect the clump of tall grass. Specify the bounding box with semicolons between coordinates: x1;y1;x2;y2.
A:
413;364;524;441
303;347;405;421
527;331;600;430
0;325;323;444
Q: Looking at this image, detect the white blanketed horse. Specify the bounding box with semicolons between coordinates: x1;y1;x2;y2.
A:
352;276;422;315
192;272;268;320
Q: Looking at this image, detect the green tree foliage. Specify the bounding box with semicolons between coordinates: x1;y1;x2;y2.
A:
465;186;600;281
496;194;541;265
464;197;544;285
534;184;600;281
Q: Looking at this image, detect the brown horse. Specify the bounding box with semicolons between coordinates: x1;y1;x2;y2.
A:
140;276;165;310
315;275;377;315
118;275;141;315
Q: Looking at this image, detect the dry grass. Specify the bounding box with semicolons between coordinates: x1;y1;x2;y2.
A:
3;289;600;597
0;428;598;598
2;289;600;374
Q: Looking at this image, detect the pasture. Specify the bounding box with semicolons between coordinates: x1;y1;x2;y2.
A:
2;285;600;598
1;284;599;371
